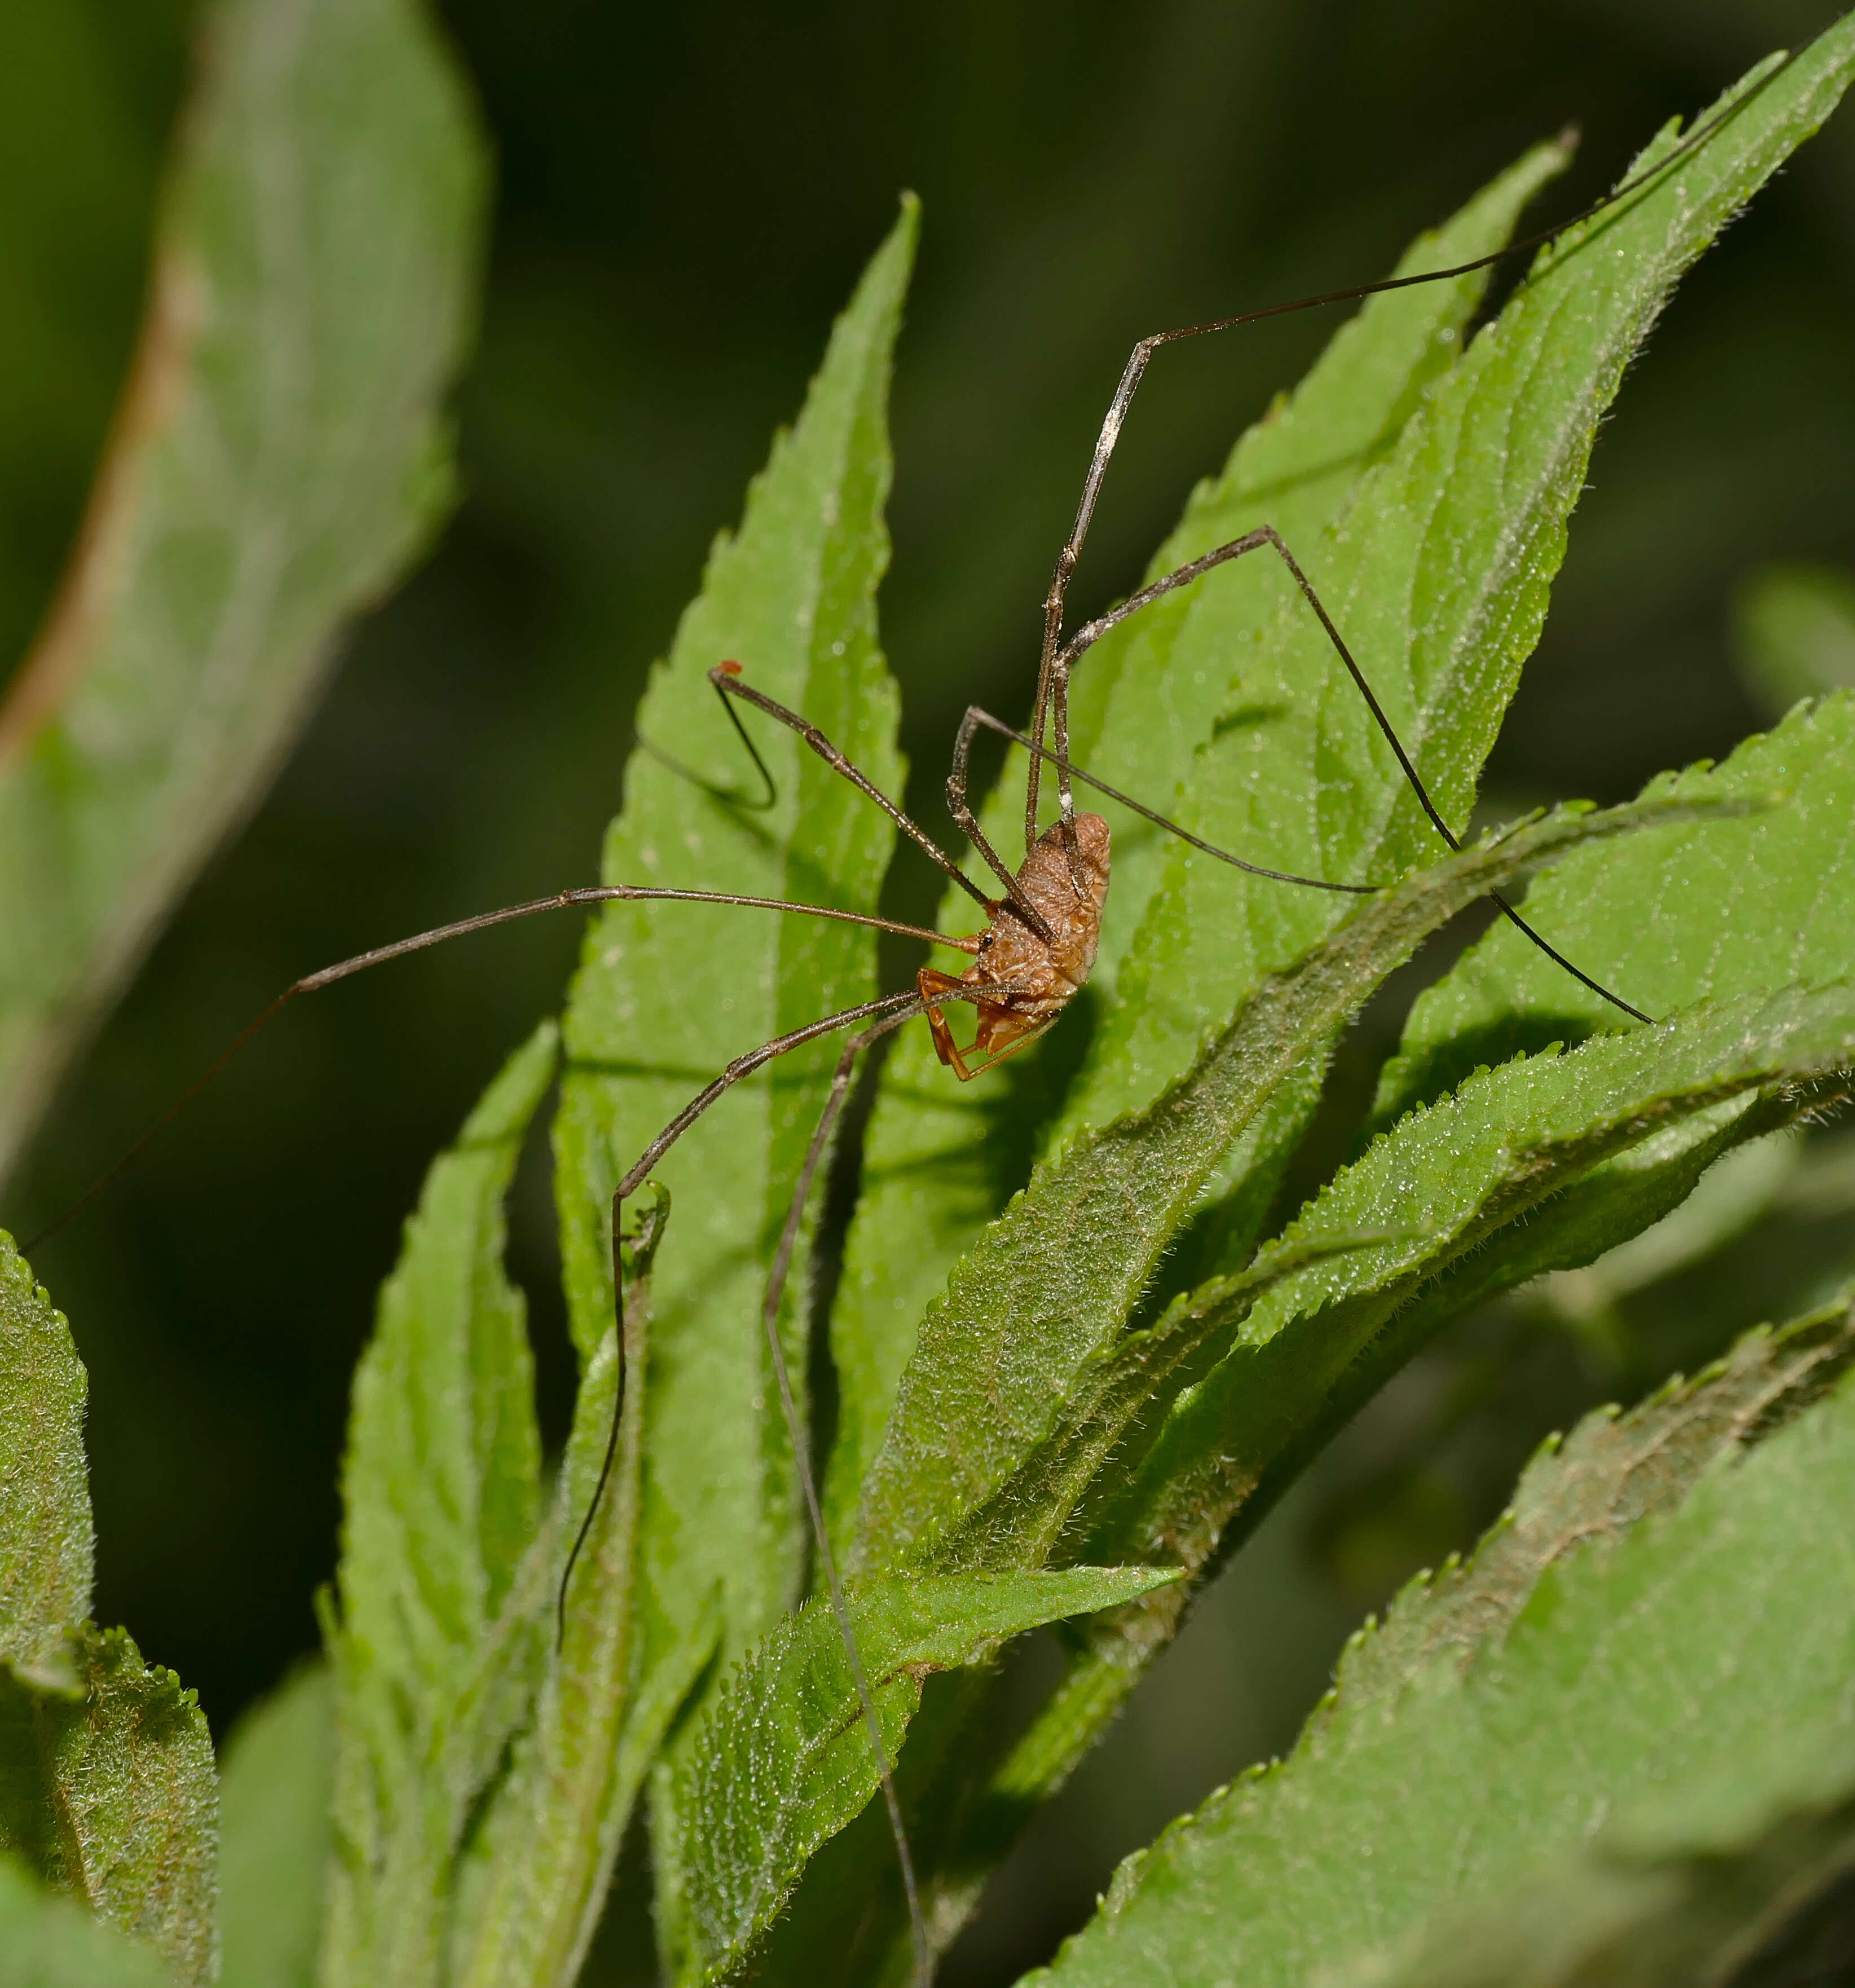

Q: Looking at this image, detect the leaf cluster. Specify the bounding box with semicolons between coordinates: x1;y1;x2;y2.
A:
4;12;1855;1988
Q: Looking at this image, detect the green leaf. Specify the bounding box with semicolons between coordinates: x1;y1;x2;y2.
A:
853;795;1713;1579
0;1624;216;1987
323;1024;558;1986
826;138;1574;1548
1090;978;1855;1655
544;200;916;1968
1380;691;1855;1126
674;1567;1179;1986
218;1662;335;1988
1356;1728;1855;1988
0;1854;172;1988
0;0;487;1183
0;1233;214;1984
1303;1290;1855;1988
1057;23;1855;1153
785;32;1855;1975
443;1264;704;1988
1340;1284;1855;1713
0;1237;91;1674
1030;1302;1855;1988
1735;561;1855;718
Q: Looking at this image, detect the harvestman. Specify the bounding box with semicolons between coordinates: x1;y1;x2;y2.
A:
27;29;1830;1988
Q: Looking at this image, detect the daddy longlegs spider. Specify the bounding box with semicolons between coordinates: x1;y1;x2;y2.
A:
25;23;1837;1987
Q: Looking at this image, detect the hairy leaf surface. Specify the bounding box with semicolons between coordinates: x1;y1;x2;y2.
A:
826;145;1572;1547
675;1567;1178;1986
0;1625;217;1986
322;1025;555;1986
1338;1284;1855;1713
1091;980;1855;1658
854;797;1709;1576
0;1236;91;1673
546;201;917;1977
1032;1305;1855;1988
1380;690;1855;1125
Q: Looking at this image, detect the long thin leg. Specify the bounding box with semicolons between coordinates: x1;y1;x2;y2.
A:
713;663;1056;947
559;994;950;1986
26;891;976;1253
1045;525;1651;1023
1021;24;1826;851
754;1003;931;1988
951;706;1375;897
557;986;923;1640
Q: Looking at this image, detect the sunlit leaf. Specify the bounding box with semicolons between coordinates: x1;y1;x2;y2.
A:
674;1567;1179;1986
545;200;917;1977
1030;1298;1855;1988
827;142;1574;1548
1379;691;1855;1126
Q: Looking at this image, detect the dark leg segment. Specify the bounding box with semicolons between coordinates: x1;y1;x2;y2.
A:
713;663;1056;947
1021;26;1824;847
1026;521;1650;1024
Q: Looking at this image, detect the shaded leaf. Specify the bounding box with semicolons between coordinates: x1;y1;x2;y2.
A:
0;1237;91;1673
1330;1721;1855;1988
675;1567;1178;1986
0;1624;216;1987
1340;1281;1855;1712
0;1854;171;1988
0;0;487;1182
218;1661;335;1988
1032;1307;1855;1988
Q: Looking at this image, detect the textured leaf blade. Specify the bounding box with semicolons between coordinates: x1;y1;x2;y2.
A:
1360;1733;1855;1988
1380;689;1855;1126
825;144;1573;1549
0;0;487;1183
322;1024;556;1986
0;1624;217;1987
1032;1308;1855;1988
676;1567;1178;1985
0;1236;91;1672
854;797;1706;1576
1056;14;1855;1153
1094;978;1855;1641
1339;1285;1855;1715
218;1661;334;1988
552;200;914;1691
544;204;916;1975
446;1297;695;1988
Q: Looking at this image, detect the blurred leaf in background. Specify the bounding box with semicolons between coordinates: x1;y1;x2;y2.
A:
0;0;487;1183
1734;561;1855;716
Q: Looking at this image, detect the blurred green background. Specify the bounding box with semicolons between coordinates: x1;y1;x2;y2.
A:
5;1;1855;1978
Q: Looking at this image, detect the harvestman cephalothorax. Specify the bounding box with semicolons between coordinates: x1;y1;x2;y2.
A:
24;23;1838;1986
